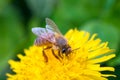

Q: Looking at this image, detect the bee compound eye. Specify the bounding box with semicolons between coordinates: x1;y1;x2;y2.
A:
62;48;66;53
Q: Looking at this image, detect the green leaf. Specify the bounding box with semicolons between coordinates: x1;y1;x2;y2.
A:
0;5;25;72
80;20;119;49
0;0;9;11
26;0;56;18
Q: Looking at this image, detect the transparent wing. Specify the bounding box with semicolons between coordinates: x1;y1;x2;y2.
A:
32;27;47;36
46;18;62;35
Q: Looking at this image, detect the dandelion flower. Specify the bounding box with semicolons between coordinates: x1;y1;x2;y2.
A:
7;29;116;80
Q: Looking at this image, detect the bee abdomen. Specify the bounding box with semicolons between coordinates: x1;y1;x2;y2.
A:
34;37;50;46
34;38;43;46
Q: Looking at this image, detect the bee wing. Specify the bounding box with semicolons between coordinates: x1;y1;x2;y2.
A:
46;18;62;35
32;27;47;36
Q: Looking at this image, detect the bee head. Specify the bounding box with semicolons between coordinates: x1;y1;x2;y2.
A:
61;45;71;55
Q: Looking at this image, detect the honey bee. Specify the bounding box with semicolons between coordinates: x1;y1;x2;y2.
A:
32;18;71;60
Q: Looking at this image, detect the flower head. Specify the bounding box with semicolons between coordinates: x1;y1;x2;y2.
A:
7;29;115;80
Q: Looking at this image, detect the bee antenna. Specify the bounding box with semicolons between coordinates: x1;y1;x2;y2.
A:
71;47;80;52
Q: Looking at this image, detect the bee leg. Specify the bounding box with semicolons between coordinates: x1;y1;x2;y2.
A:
65;53;69;56
51;49;60;60
42;50;48;62
42;46;52;62
58;50;63;59
44;46;52;50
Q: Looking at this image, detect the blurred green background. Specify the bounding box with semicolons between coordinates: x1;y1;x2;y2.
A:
0;0;120;80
